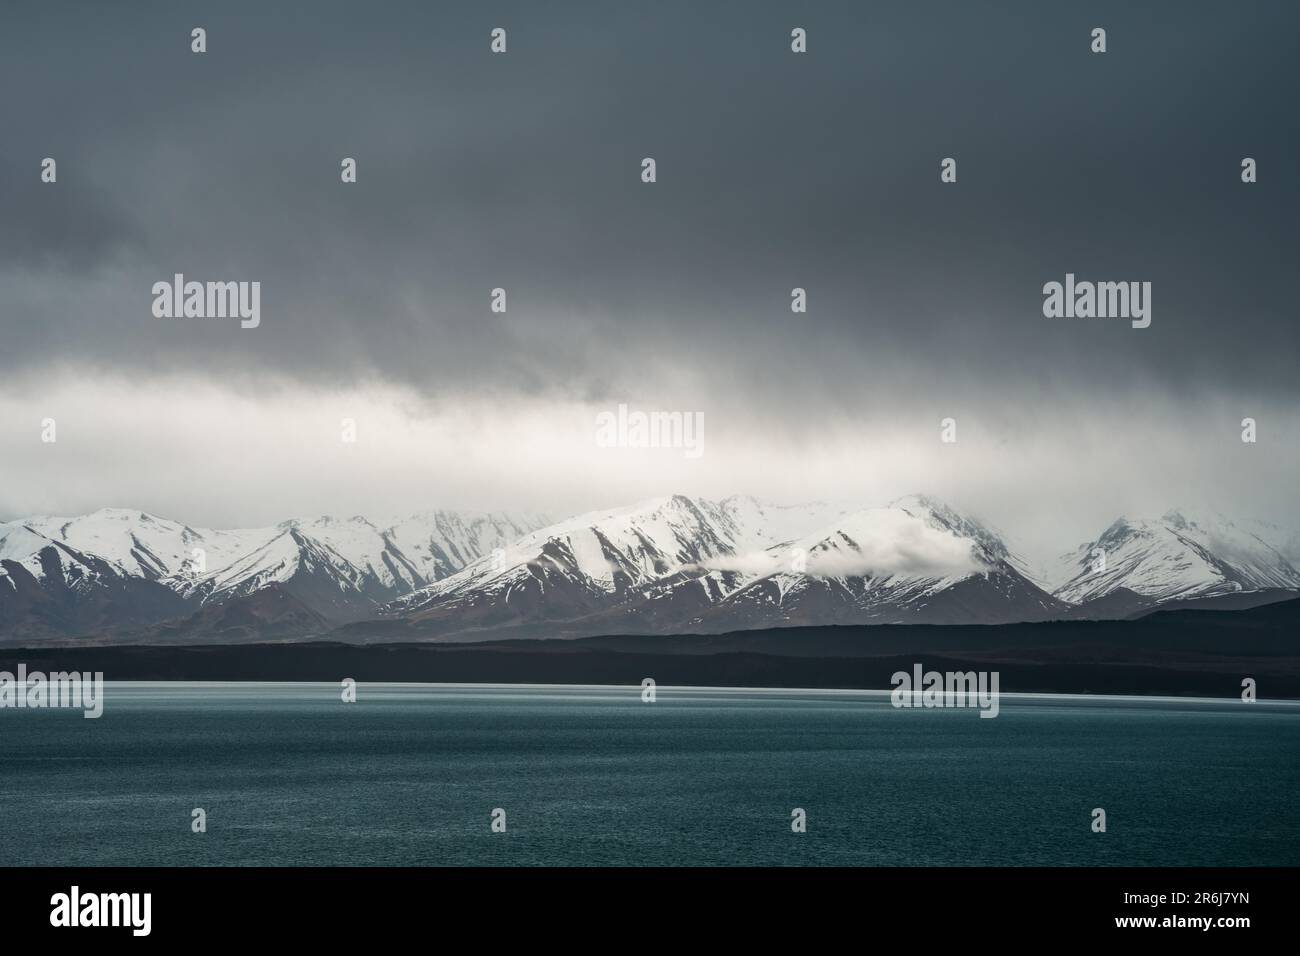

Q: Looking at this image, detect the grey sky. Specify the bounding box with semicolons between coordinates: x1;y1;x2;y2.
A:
1;1;1296;558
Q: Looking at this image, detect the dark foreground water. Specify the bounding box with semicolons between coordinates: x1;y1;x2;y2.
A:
1;684;1296;866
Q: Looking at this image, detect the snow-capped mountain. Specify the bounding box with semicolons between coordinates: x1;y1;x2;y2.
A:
389;495;852;616
376;493;1063;639
180;525;401;622
383;511;551;583
0;507;549;638
1051;509;1300;605
2;498;1296;643
684;495;1066;629
387;495;774;635
1237;517;1300;568
19;508;272;583
0;521;190;638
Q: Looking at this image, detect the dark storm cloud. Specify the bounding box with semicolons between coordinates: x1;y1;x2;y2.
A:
0;153;138;272
0;0;1296;411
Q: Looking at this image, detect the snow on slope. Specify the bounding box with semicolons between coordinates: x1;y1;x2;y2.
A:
280;516;424;592
0;520;193;635
1237;518;1300;568
0;524;108;594
4;497;1297;639
17;509;273;582
391;494;742;614
711;496;855;553
1052;509;1300;604
387;492;1070;635
0;506;549;627
382;510;550;583
697;495;1062;627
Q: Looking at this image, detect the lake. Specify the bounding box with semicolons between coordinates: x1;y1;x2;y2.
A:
1;683;1296;866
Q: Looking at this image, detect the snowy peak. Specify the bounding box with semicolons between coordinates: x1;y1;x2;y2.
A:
15;509;276;584
395;494;742;614
3;497;1297;642
0;524;117;593
380;510;550;583
713;495;855;551
279;515;424;593
185;526;397;622
684;497;995;586
889;493;1039;576
184;511;547;621
0;520;191;637
389;494;1067;636
693;497;1063;629
1052;509;1300;604
0;505;549;633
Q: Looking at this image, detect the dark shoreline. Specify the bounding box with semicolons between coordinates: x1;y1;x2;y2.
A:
4;598;1297;698
1;645;1295;699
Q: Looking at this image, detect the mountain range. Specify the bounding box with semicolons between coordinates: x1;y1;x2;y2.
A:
2;495;1298;644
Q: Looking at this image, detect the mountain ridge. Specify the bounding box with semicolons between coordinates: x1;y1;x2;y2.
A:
2;496;1297;644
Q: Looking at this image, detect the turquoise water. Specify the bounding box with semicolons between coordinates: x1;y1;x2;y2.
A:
0;683;1296;866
